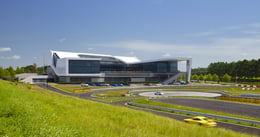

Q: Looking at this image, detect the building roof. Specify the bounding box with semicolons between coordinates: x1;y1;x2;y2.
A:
50;50;141;64
140;57;192;64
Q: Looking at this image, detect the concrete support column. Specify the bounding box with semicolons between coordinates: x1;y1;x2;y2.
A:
186;59;192;83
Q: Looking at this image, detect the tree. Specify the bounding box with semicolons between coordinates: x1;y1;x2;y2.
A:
192;68;207;75
2;69;11;79
199;74;205;81
37;66;45;73
204;58;259;82
212;74;219;82
177;74;186;81
222;73;232;82
191;74;199;81
7;66;16;79
205;73;213;81
16;67;24;74
0;67;4;78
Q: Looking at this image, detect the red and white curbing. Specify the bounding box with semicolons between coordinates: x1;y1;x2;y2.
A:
237;84;257;90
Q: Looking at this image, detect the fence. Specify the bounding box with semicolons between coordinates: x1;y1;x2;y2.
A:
128;102;260;125
220;95;260;104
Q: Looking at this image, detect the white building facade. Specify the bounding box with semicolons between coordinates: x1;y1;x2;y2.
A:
45;50;192;84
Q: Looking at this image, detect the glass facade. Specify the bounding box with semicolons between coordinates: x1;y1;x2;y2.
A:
69;60;100;74
66;58;178;82
169;62;178;73
100;57;126;72
128;61;178;73
68;58;177;74
157;63;167;73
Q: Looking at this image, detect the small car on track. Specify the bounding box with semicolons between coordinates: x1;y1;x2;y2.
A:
154;92;164;95
80;83;89;87
184;116;217;127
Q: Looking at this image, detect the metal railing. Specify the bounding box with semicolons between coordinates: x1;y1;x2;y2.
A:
128;102;260;125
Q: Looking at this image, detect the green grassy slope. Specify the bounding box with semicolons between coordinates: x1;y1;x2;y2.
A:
0;80;256;137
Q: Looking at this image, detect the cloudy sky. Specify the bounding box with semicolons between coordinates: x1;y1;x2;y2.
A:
0;0;260;68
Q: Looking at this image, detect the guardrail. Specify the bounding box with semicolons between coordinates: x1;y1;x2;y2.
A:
128;102;260;125
220;95;260;104
241;94;260;98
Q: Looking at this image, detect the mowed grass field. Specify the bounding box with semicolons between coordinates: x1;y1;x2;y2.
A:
0;80;256;137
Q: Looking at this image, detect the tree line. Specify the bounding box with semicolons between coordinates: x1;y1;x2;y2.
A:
0;64;45;79
192;59;260;82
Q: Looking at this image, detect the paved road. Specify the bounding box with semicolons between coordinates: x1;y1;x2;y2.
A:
139;91;221;98
126;104;260;136
154;98;260;118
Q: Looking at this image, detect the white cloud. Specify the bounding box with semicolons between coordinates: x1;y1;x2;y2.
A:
103;40;178;52
249;23;260;28
223;23;260;30
240;53;248;56
0;47;11;52
242;31;260;34
97;23;260;67
59;38;66;43
187;31;217;37
100;37;260;63
162;53;171;57
10;55;21;60
223;25;243;30
128;51;135;56
0;55;21;60
186;23;260;38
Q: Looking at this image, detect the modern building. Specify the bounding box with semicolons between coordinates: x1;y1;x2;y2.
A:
16;73;51;84
45;50;192;84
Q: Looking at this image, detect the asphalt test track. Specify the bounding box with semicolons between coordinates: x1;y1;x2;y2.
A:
153;98;260;118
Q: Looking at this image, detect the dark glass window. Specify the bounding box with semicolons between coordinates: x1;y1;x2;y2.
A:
69;60;100;74
100;61;126;72
169;62;178;73
128;61;178;73
52;53;60;67
70;77;91;82
157;63;167;73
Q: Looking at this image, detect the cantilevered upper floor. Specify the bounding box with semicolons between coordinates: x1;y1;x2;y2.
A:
45;50;192;83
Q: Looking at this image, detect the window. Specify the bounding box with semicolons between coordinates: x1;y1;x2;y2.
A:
157;63;167;73
193;118;201;121
169;62;178;73
69;60;100;74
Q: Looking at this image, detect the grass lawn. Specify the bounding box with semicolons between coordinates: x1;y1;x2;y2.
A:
0;80;256;137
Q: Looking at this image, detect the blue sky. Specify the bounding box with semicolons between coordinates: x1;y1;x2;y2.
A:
0;0;260;68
